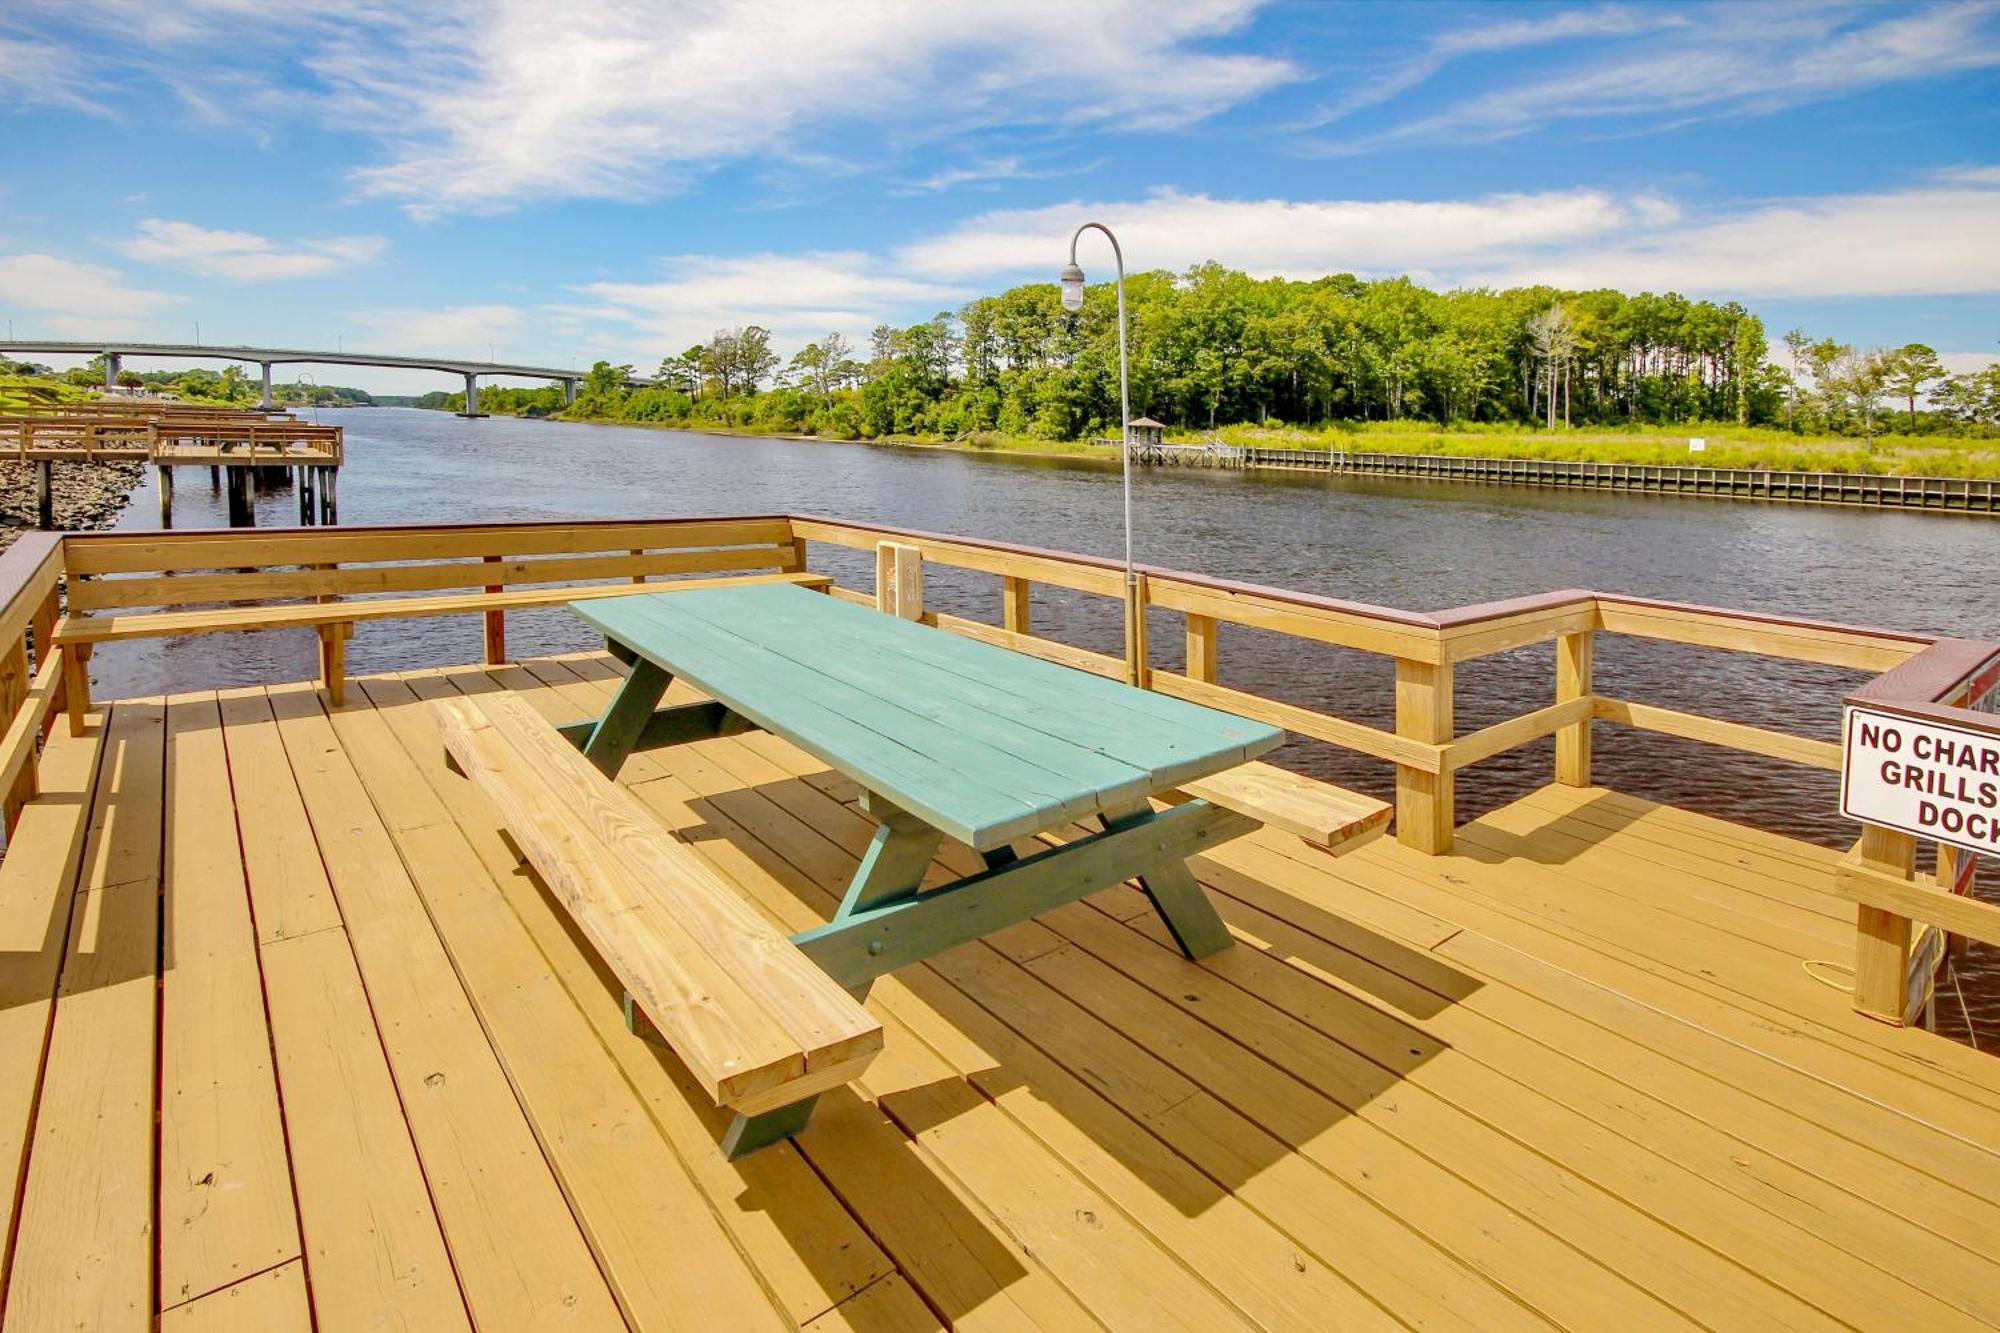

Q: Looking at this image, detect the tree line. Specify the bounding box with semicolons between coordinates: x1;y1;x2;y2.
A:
421;263;1990;442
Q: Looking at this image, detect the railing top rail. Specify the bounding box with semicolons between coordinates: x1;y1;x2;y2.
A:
62;512;797;547
1847;637;2000;733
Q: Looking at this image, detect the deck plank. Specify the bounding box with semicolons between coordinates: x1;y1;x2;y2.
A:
3;700;163;1333
258;684;627;1331
326;679;812;1330
158;694;301;1310
13;653;2000;1333
355;670;899;1327
0;708;105;1308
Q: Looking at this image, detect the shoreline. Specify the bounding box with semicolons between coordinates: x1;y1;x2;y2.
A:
0;458;142;549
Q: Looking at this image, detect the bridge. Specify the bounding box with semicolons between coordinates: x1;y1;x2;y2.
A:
0;340;653;416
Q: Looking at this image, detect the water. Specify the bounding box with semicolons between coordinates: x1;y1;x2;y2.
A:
97;408;1999;1042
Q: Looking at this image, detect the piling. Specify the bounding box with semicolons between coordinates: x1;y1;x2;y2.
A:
224;467;254;527
34;462;51;531
157;466;174;529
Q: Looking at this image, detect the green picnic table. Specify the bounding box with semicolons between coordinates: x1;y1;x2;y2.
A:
564;582;1281;1138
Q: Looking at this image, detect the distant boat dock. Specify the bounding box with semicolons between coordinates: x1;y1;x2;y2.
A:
0;400;342;527
1129;441;2000;514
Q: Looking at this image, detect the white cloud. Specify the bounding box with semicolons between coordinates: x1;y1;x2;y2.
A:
0;253;184;333
1463;183;2000;297
887;176;2000;300
1310;5;1687;126
573;252;962;361
898;187;1651;284
306;0;1290;216
1312;2;2000;153
119;218;385;280
0;33;111;115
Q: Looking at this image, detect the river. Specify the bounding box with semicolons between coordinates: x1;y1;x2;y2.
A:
95;407;1998;1042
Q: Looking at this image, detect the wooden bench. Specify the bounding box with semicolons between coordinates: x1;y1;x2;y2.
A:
51;516;826;730
434;689;883;1157
53;570;830;724
1164;761;1391;855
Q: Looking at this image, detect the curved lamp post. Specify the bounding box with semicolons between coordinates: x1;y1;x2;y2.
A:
1060;221;1143;682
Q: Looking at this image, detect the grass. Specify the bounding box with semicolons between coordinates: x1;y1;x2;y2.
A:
1186;420;2000;479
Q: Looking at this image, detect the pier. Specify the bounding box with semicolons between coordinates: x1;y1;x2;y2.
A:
0;513;1991;1329
1132;441;2000;513
0;401;341;528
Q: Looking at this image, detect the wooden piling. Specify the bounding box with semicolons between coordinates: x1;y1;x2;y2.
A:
34;461;51;531
157;465;174;529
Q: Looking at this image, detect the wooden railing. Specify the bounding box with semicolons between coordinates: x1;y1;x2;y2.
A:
1833;640;2000;1024
0;534;68;839
4;511;1988;1031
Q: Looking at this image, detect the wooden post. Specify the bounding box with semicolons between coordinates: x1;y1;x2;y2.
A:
31;588;58;741
1122;574;1150;688
224;467;249;526
1185;612;1218;684
1554;628;1593;786
35;462;52;531
1002;575;1030;635
296;466;313;525
629;549;647;585
322;467;338;524
0;638;35;832
483;554;506;664
1395;658;1454;853
63;643;91;737
209;464;220;491
1852;822;1917;1024
157;465;174;529
874;541;923;620
317;624;350;708
788;534;810;573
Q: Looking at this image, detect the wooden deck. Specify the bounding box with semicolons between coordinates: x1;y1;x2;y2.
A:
5;652;1999;1331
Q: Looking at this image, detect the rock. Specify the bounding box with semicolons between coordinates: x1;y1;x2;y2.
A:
0;459;144;549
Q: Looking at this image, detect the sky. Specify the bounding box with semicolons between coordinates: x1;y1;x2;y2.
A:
0;0;1995;395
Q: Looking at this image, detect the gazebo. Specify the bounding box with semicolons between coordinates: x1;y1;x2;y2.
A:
1127;415;1166;446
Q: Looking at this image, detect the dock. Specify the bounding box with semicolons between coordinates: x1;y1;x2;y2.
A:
1132;441;2000;513
0;514;1993;1330
0;401;342;527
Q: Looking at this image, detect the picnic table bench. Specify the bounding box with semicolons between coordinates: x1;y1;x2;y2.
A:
440;580;1388;1155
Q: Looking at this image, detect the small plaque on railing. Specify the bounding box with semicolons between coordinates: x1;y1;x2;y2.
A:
1841;705;1999;855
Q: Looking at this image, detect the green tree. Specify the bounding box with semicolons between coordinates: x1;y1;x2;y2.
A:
1880;343;1946;432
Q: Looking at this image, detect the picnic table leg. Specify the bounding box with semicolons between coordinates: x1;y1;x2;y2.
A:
1102;800;1235;960
724;791;939;1159
581;655;672;779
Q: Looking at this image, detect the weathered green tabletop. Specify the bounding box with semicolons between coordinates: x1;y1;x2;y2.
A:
565;582;1280;1143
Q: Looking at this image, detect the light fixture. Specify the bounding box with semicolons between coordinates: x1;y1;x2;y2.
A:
1059;262;1086;313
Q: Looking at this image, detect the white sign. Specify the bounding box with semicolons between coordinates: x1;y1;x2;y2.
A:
1687;437;1706;453
1841;706;2000;855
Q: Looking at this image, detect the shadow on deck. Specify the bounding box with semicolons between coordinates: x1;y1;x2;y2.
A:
2;653;1998;1332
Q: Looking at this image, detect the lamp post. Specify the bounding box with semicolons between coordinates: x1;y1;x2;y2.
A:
1059;221;1144;683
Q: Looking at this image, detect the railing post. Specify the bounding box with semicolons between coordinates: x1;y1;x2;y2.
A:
1395;657;1454;853
482;553;506;664
874;541;923;621
1185;613;1218;684
1002;575;1030;635
1555;628;1594;786
1123;573;1149;688
0;637;35;832
1852;822;1917;1023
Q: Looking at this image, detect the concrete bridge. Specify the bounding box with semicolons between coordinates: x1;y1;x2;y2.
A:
0;340;654;416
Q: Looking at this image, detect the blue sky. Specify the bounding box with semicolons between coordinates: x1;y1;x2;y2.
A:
0;0;1995;393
